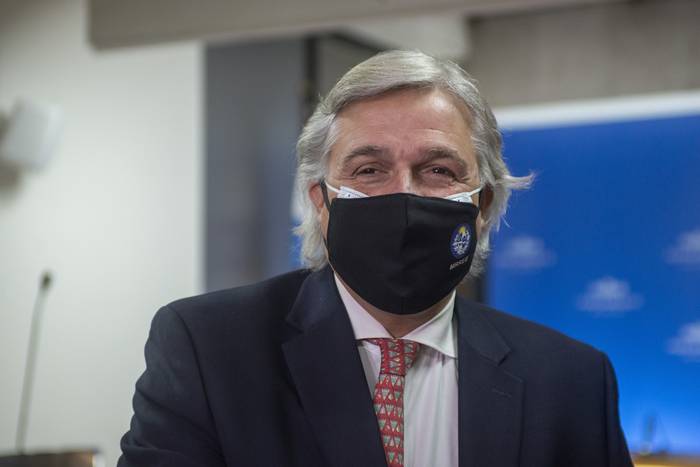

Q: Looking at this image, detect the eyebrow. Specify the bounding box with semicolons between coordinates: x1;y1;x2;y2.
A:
337;145;389;171
421;147;470;174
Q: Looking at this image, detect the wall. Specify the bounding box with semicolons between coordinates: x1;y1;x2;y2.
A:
0;1;202;465
467;0;700;106
316;35;379;96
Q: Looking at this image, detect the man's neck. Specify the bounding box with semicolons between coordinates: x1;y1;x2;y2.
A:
337;275;453;338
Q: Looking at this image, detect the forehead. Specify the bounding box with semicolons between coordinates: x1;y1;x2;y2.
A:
330;87;474;160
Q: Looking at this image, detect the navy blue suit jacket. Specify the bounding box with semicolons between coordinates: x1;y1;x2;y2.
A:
118;267;633;467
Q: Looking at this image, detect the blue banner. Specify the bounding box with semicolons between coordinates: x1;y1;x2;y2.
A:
489;112;700;455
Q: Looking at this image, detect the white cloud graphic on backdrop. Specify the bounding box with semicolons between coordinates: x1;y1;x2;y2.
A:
575;277;644;314
493;235;556;270
667;321;700;361
664;228;700;266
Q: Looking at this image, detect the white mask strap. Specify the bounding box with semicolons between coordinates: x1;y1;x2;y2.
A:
445;186;483;204
325;182;369;199
327;181;482;204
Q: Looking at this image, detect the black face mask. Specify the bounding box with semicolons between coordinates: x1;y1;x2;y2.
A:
322;182;479;315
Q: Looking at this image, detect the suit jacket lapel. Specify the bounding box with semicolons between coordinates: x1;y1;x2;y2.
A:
456;297;524;467
282;267;387;467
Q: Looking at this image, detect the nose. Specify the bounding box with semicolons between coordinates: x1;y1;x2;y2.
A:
392;170;417;195
370;167;423;197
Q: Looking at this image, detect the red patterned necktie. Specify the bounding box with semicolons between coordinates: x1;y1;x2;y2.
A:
366;338;421;467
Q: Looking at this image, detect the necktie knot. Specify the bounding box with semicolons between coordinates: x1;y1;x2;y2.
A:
366;338;421;376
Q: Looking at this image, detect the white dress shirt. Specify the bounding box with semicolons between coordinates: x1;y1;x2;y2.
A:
334;275;459;467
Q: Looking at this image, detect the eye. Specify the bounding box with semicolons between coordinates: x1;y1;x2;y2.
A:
429;166;456;178
354;166;381;176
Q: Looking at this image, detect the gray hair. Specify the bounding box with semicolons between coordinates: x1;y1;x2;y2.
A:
295;49;532;276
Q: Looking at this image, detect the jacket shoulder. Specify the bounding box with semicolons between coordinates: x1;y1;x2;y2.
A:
462;298;605;369
157;269;312;343
167;269;310;316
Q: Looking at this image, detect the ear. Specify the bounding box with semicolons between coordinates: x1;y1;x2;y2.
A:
309;182;325;214
479;185;494;219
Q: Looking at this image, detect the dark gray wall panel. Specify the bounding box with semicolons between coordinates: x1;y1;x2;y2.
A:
206;39;304;291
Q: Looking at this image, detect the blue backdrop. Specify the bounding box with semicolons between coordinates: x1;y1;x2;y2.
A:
488;113;700;455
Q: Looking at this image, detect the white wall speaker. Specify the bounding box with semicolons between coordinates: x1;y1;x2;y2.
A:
0;99;64;171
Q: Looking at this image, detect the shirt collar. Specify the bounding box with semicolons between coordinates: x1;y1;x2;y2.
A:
334;274;457;359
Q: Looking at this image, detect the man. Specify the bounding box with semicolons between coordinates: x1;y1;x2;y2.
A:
119;50;634;467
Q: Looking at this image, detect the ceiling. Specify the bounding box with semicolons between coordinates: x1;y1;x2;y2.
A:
90;0;626;58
